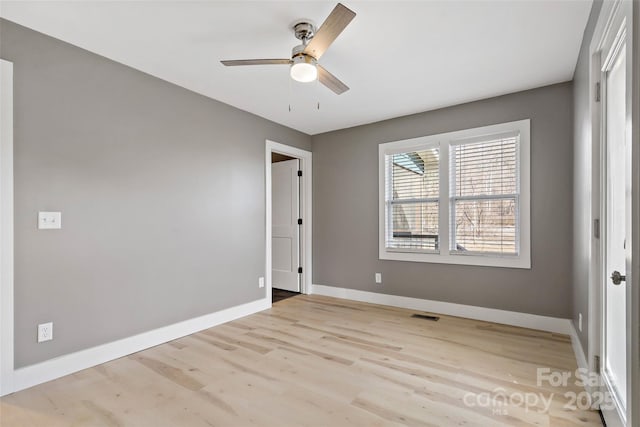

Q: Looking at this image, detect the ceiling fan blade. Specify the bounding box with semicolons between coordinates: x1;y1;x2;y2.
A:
221;59;291;66
318;65;349;95
303;3;356;60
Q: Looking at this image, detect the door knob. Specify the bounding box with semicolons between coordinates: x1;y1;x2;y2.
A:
611;271;626;285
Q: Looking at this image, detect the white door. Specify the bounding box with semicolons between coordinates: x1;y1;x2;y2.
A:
600;11;632;426
272;159;300;292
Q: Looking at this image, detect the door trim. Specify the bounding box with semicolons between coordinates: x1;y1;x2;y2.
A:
0;59;14;396
631;3;640;425
588;1;638;425
265;140;312;301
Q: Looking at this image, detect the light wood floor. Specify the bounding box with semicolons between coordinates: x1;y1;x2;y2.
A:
1;295;602;426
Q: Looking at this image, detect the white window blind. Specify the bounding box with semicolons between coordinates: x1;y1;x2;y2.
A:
450;133;520;255
385;148;439;251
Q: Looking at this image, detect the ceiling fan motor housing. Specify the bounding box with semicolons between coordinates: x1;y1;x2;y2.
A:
291;44;311;59
291;53;317;67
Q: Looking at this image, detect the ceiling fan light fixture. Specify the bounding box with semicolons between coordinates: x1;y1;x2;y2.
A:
290;55;317;83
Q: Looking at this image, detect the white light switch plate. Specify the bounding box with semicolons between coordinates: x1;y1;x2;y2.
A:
375;273;382;284
38;211;62;229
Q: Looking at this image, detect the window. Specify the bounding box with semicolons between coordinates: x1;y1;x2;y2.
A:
378;120;530;268
385;147;440;252
450;134;519;255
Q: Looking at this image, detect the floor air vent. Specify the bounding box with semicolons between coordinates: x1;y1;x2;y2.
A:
411;314;440;321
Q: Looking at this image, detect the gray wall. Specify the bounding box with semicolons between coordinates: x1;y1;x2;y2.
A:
312;83;574;318
572;1;603;354
0;19;310;368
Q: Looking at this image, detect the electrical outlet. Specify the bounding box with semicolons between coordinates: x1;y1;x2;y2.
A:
578;313;582;332
38;322;53;343
38;211;62;229
258;277;265;288
375;273;382;284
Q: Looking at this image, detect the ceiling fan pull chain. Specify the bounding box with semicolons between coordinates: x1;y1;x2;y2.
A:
288;72;293;112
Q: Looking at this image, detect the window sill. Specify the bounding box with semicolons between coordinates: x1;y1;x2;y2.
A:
379;249;531;269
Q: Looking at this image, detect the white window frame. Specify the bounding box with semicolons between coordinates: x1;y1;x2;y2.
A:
378;119;531;269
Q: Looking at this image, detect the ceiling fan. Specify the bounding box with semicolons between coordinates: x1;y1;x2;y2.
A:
221;3;356;95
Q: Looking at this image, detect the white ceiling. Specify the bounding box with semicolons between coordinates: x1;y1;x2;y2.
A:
1;1;592;135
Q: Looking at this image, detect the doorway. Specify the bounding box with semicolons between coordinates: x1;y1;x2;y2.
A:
265;140;312;305
271;154;301;294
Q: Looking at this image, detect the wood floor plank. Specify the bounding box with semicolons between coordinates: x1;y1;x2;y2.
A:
0;295;602;426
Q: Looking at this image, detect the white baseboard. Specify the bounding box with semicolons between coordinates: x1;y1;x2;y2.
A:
311;284;572;335
567;321;596;394
3;297;270;396
568;321;590;368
